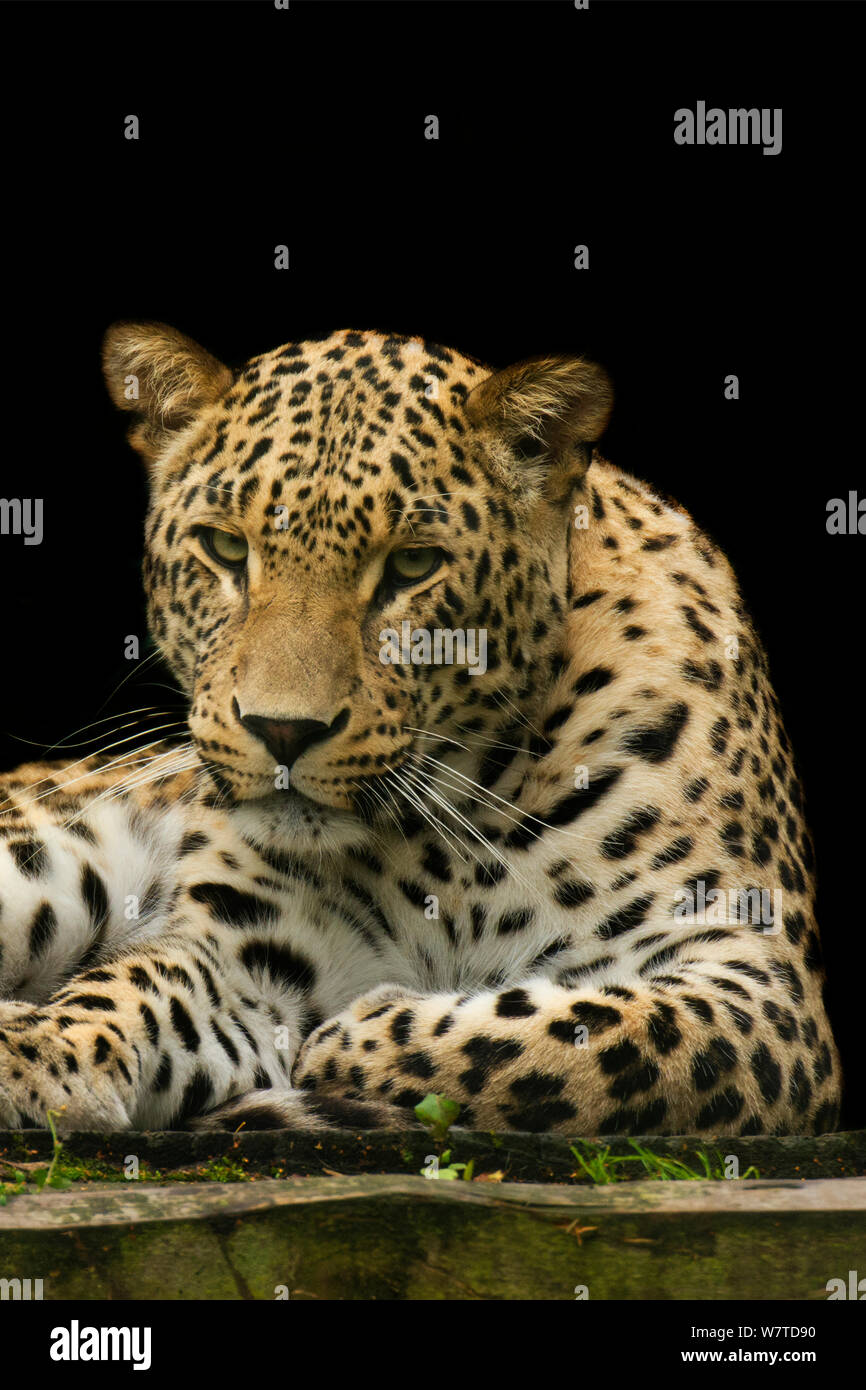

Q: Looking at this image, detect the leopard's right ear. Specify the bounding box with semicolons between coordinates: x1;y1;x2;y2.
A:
102;322;233;463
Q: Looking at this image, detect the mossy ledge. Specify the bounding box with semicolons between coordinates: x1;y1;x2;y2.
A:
1;1126;864;1184
1;1173;864;1300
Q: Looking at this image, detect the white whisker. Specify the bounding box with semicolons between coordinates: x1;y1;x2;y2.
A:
398;763;535;892
2;725;191;813
413;750;596;847
387;769;471;863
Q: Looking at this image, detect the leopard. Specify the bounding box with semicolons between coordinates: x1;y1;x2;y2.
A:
0;320;841;1139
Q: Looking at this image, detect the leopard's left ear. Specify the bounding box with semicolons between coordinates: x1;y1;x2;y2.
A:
102;321;233;465
466;355;613;499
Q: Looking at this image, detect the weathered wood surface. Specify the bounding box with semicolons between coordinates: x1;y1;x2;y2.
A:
1;1126;864;1182
1;1175;864;1300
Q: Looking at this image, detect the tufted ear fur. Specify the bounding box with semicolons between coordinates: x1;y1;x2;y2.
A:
102;321;233;463
466;354;613;501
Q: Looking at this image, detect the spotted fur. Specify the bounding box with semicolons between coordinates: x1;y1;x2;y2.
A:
0;323;840;1138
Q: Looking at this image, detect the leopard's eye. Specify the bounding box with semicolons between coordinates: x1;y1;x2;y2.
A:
199;528;249;569
386;546;445;585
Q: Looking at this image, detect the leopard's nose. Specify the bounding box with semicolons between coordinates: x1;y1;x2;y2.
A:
239;712;336;770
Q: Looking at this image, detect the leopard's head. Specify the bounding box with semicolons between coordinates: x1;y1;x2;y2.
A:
103;323;612;846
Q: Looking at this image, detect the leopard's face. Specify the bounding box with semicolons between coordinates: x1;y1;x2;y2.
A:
105;324;612;842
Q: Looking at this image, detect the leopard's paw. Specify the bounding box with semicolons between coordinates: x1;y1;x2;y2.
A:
0;1003;42;1126
292;984;427;1105
0;1006;131;1133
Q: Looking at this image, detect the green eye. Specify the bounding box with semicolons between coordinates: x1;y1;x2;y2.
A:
200;528;249;569
386;547;445;585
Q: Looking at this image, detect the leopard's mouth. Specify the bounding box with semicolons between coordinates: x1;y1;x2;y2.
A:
202;741;419;830
200;759;350;813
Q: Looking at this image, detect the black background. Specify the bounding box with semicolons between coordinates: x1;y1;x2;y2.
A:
1;1;861;1124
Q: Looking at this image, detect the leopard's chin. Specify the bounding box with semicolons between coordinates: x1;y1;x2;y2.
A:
227;787;373;859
